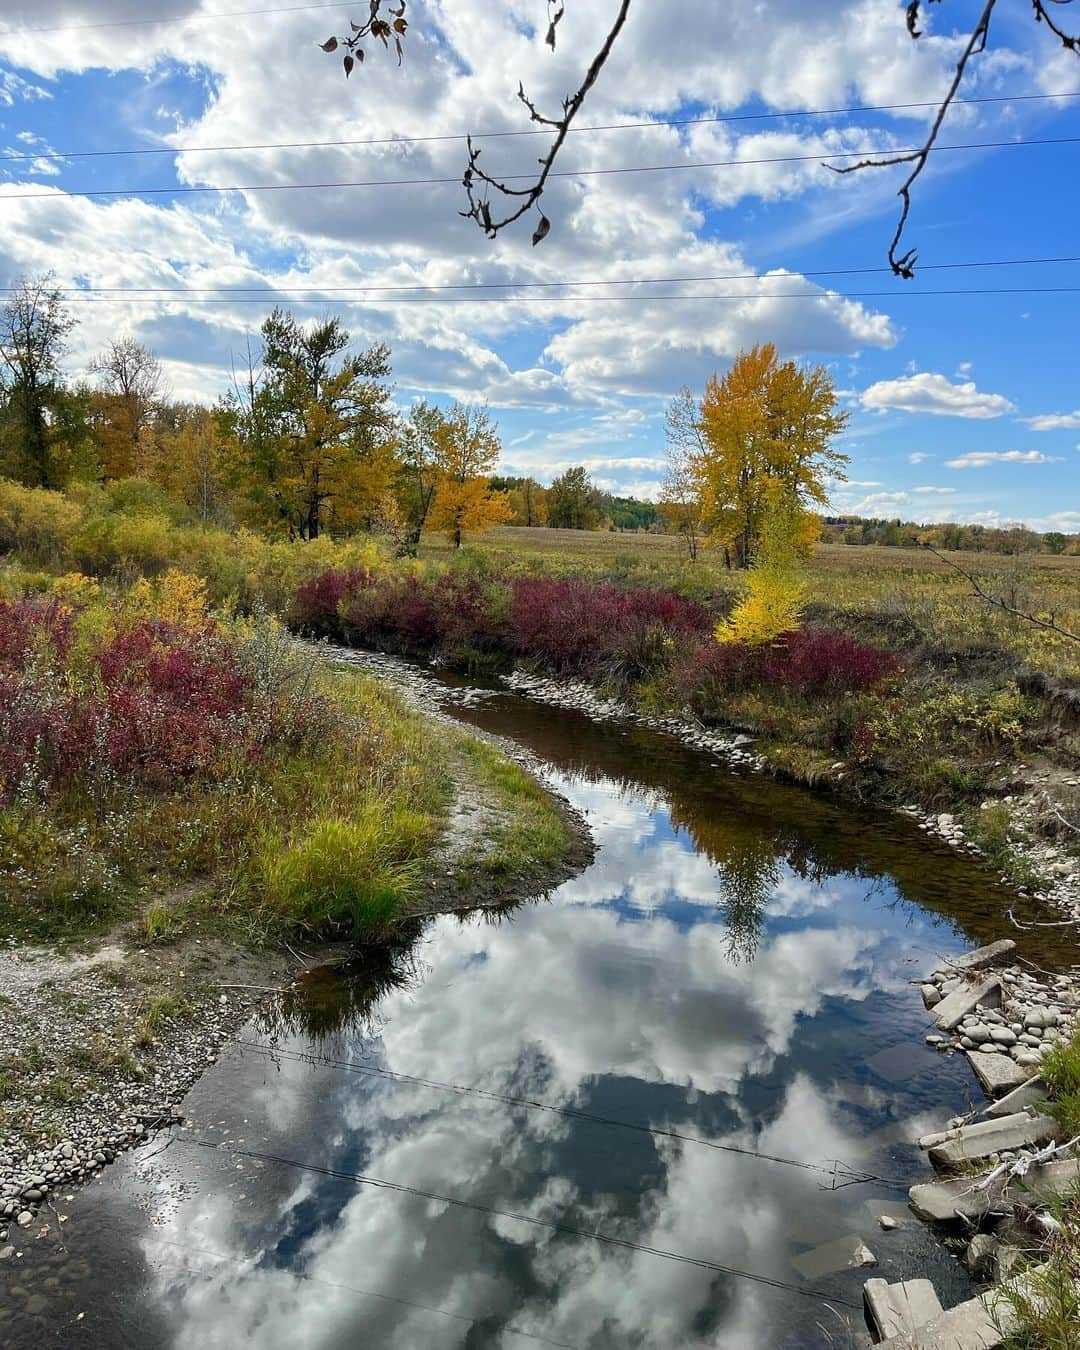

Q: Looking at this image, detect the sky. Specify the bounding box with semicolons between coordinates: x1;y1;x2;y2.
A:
0;0;1078;531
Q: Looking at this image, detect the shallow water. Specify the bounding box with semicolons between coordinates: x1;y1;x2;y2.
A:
2;662;1059;1349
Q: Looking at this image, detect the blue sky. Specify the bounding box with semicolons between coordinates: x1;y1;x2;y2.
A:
0;1;1078;530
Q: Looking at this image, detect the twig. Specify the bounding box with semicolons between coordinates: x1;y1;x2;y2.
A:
826;0;1000;276
921;542;1080;642
462;0;632;242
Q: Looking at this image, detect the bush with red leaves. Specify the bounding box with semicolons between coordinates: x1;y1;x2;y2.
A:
289;568;375;636
0;597;74;674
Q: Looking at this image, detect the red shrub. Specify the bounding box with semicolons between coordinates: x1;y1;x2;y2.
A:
290;568;375;635
0;597;74;673
761;628;900;693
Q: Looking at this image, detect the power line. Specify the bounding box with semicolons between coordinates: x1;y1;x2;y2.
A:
6;253;1078;298
21;285;1080;306
236;1038;904;1188
182;1135;864;1309
0;1;351;37
1;133;1077;203
2;90;1078;164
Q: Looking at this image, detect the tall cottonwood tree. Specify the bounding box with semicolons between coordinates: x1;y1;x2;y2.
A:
89;337;166;480
660;386;705;561
397;398;443;554
226;309;394;539
546;464;604;530
426;403;511;547
693;344;848;569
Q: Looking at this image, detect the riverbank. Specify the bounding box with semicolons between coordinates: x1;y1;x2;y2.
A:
0;653;591;1241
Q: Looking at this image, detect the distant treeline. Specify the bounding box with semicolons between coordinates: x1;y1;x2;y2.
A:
821;516;1077;556
489;472;660;532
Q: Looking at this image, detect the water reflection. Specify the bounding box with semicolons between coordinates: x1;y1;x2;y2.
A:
6;683;1022;1349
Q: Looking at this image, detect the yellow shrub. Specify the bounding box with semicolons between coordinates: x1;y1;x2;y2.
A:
50;572;102;606
0;479;83;561
717;504;807;645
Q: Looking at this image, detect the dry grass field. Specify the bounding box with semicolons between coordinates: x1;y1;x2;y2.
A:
421;527;1080;678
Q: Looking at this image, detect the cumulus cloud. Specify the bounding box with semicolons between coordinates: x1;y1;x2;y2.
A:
945;449;1063;469
1023;410;1080;431
908;451;930;464
912;485;955;494
861;372;1015;419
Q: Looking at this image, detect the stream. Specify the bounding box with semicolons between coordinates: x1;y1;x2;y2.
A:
3;655;1065;1349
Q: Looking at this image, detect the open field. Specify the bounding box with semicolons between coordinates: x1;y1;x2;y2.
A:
421;528;1080;678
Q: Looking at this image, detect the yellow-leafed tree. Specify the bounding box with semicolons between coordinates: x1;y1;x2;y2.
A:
694;343;848;569
426;403;511;547
717;500;807;646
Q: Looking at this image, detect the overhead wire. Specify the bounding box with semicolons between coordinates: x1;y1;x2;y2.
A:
2;133;1078;202
1;90;1078;163
235;1038;910;1190
15;285;1080;305
3;253;1078;298
180;1133;865;1309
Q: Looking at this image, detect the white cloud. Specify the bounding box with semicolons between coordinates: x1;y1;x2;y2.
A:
945;449;1063;469
861;372;1015;419
912;485;955;494
1023;410;1080;431
908;451;930;464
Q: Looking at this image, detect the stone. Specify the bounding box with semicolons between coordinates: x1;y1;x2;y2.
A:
946;939;1017;972
0;1246;13;1260
963;1233;999;1280
921;985;942;1009
791;1235;877;1280
873;1292;1011;1349
984;1076;1048;1118
967;1049;1030;1097
934;977;1003;1032
909;1159;1080;1224
15;1212;31;1228
864;1278;944;1341
989;1028;1017;1045
864;1200;913;1230
966;1023;991;1044
927;1112;1058;1169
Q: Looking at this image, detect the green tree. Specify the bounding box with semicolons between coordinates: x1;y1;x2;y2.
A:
0;275;94;488
397;398;443;554
546;464;604;530
425;403;511;547
227;309;394;539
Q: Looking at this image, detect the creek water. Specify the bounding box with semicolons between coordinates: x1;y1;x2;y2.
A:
3;658;1060;1349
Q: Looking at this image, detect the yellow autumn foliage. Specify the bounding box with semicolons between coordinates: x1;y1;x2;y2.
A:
717;503;807;645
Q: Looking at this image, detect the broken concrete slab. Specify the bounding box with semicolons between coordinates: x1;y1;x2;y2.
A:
872;1291;1011;1349
791;1234;876;1281
864;1278;943;1341
934;976;1003;1032
946;939;1017;973
967;1049;1030;1097
927;1112;1058;1169
983;1075;1047;1118
909;1158;1080;1224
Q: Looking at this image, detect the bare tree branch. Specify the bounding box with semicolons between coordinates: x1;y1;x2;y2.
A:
826;0;1000;278
923;541;1080;643
461;0;632;243
828;0;1079;277
320;0;409;79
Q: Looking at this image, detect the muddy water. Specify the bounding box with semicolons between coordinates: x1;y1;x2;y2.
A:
2;661;1062;1349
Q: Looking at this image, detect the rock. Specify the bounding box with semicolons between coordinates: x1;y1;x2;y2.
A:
967;1049;1030;1097
864;1278;943;1341
0;1246;13;1260
909;1159;1080;1224
966;1023;991;1044
791;1235;877;1280
922;985;942;1009
984;1076;1048;1118
989;1028;1017;1046
934;977;1003;1032
927;1112;1058;1170
947;939;1017;972
963;1233;999;1280
16;1212;31;1228
879;1215;900;1230
873;1291;1011;1349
